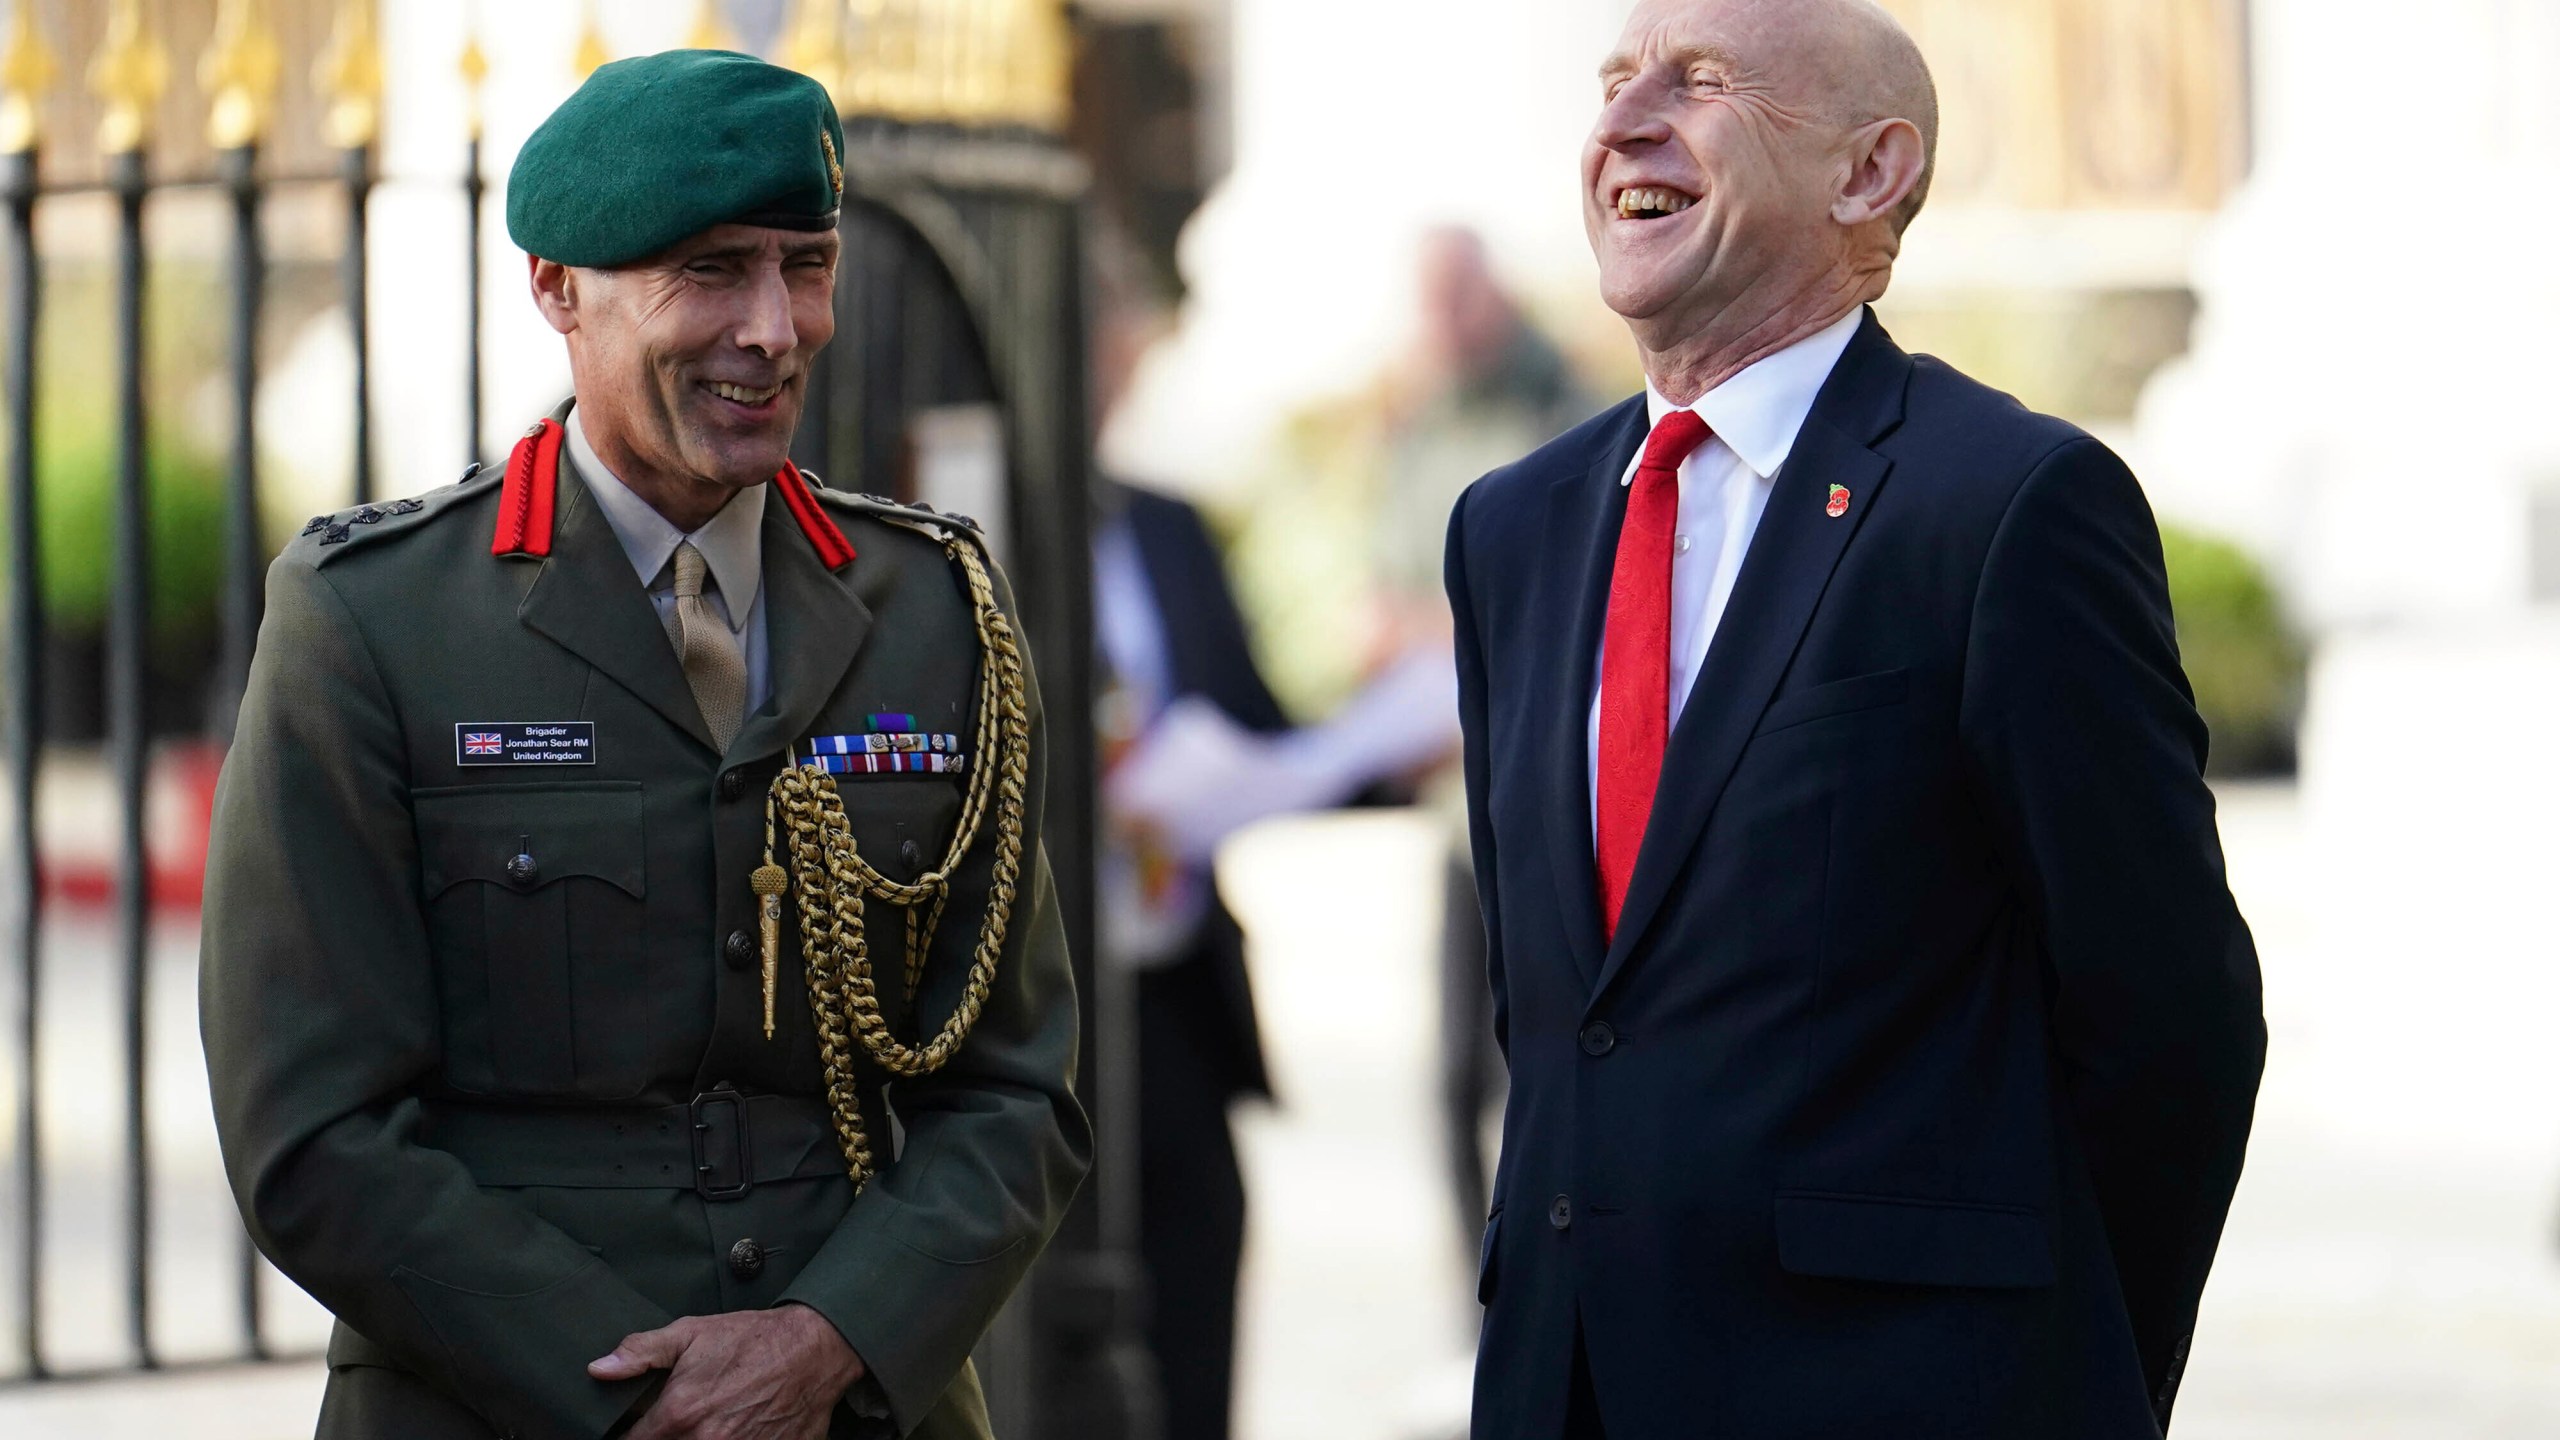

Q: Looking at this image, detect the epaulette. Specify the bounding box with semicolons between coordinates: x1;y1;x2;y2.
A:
806;475;986;539
296;461;500;567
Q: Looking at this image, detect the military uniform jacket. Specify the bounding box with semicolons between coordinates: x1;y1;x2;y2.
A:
200;440;1091;1440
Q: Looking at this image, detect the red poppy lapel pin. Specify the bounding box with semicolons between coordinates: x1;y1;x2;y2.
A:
1826;484;1852;519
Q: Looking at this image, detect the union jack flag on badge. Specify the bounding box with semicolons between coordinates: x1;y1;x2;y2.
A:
463;732;505;756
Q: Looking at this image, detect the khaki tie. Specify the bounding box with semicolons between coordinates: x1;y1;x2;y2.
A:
671;541;748;751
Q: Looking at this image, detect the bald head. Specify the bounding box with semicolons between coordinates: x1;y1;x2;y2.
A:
1583;0;1940;397
1604;0;1938;231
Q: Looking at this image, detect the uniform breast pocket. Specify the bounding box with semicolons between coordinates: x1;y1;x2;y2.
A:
835;777;966;890
414;783;648;1099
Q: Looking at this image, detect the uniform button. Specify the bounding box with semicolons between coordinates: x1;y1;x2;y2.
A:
1548;1194;1573;1230
1579;1022;1616;1057
503;850;539;887
899;839;923;868
728;1237;766;1279
724;930;755;970
719;767;747;801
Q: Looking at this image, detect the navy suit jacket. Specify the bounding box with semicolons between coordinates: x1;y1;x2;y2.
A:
1446;312;2264;1439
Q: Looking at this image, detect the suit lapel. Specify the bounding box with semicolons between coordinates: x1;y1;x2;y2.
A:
1588;315;1913;1005
1541;399;1648;989
518;466;720;753
728;494;874;766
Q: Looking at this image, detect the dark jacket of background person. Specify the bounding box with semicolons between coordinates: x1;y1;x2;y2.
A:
1100;479;1277;1440
1445;313;2266;1439
199;460;1089;1440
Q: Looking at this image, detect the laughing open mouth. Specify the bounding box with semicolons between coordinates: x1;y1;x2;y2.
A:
1615;186;1698;220
706;380;783;406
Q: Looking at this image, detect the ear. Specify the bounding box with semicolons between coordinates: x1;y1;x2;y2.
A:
528;256;579;337
1833;117;1927;229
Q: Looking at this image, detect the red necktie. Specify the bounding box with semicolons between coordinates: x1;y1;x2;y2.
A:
1596;409;1712;941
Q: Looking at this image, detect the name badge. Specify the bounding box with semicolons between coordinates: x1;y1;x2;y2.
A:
456;722;597;766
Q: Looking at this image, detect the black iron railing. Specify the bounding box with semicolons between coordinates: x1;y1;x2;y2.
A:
0;145;385;1393
4;144;43;1387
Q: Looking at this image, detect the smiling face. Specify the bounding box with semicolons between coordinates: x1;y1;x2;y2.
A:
536;223;840;516
1584;0;1883;347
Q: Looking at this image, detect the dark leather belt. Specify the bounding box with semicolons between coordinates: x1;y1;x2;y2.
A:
417;1090;844;1200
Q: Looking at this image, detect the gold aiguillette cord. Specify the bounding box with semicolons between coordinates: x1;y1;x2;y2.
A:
751;745;794;1038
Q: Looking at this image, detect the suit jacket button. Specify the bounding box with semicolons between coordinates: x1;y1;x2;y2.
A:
1578;1022;1616;1056
728;1238;765;1279
1548;1194;1572;1230
724;930;755;971
720;767;748;801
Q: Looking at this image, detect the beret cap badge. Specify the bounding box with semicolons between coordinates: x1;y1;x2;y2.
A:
822;128;843;200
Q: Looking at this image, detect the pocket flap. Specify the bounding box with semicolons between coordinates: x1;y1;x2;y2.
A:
414;783;647;899
1754;668;1910;736
1773;1191;2054;1290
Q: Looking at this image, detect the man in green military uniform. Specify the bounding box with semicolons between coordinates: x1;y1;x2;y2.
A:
200;51;1088;1440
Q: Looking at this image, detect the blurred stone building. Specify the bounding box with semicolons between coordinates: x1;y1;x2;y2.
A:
1874;0;2247;433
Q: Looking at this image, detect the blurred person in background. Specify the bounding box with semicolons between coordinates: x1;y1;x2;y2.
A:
1381;230;1601;1263
1088;253;1281;1440
1093;230;1484;1440
1444;2;2265;1437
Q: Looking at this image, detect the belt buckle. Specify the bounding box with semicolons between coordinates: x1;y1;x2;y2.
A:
689;1088;754;1201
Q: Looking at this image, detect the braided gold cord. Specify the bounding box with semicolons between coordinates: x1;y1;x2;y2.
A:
771;526;1032;1192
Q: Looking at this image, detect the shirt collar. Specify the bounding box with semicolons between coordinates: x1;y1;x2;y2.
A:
566;407;765;634
1643;306;1865;479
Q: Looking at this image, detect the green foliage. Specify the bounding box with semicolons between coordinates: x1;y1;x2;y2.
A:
33;422;227;654
0;258;236;663
2159;523;2302;776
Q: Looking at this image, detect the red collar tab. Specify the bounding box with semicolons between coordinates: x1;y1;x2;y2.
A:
493;428;855;572
773;462;857;571
492;419;563;558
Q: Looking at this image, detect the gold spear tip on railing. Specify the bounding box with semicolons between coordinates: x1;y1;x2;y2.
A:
0;1;59;154
460;33;489;138
314;0;382;150
574;0;611;79
202;0;284;151
89;0;169;155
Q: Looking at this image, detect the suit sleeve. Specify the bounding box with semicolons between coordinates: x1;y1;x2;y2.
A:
1959;438;2267;1426
777;558;1094;1433
1444;483;1509;1061
201;556;670;1440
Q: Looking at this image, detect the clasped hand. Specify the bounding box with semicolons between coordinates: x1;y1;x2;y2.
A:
590;1302;867;1440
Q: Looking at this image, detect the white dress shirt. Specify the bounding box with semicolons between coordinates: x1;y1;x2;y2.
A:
1587;307;1864;836
566;409;775;715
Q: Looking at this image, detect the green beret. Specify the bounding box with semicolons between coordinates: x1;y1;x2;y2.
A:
507;50;846;267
